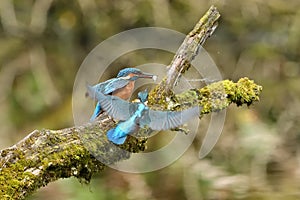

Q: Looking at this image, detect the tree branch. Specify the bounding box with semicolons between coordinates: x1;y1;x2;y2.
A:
149;5;220;105
0;6;263;199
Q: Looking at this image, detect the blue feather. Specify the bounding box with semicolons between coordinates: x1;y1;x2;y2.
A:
86;88;201;145
90;102;102;121
87;68;156;122
117;68;141;77
107;127;127;144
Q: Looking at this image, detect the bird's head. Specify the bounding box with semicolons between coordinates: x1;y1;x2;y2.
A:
137;89;149;103
117;68;157;81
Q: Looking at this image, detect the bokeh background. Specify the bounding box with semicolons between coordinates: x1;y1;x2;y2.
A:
0;0;300;199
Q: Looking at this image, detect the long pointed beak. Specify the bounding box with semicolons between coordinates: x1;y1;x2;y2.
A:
138;72;158;82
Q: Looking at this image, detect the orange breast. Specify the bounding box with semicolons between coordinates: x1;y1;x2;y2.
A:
112;81;135;100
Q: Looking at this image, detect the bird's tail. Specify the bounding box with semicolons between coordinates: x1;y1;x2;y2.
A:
90;102;102;122
107;128;127;144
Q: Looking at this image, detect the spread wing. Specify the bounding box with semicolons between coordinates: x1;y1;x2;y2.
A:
87;85;137;121
103;78;129;94
139;106;201;130
88;78;129;95
89;79;110;95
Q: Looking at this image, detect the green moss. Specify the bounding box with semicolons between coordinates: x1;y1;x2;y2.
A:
0;128;107;199
148;78;172;109
167;77;262;115
0;77;262;199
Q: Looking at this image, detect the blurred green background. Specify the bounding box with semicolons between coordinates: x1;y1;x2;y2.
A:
0;0;300;199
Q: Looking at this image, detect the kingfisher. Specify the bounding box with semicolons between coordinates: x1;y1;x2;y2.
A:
86;86;201;144
137;89;149;104
88;68;157;121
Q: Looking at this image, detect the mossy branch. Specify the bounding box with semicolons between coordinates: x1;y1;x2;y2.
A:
0;77;262;199
0;5;263;200
149;5;220;105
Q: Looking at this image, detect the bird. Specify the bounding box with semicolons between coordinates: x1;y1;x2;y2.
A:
86;86;201;144
132;89;149;104
88;68;157;121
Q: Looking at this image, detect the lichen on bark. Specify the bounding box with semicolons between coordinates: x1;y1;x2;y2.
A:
0;5;263;200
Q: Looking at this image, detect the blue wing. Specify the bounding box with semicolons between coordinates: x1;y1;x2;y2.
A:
140;106;201;130
87;85;137;121
88;78;129;96
107;128;128;144
87;78;130;121
103;78;130;94
90;102;101;121
89;80;110;95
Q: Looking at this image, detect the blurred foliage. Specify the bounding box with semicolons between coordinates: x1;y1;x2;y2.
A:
0;0;300;199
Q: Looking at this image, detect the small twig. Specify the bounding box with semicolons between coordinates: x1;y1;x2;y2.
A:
0;6;263;200
149;5;220;105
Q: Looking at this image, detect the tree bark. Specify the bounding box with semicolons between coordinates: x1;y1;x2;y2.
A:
0;6;263;199
149;5;220;105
